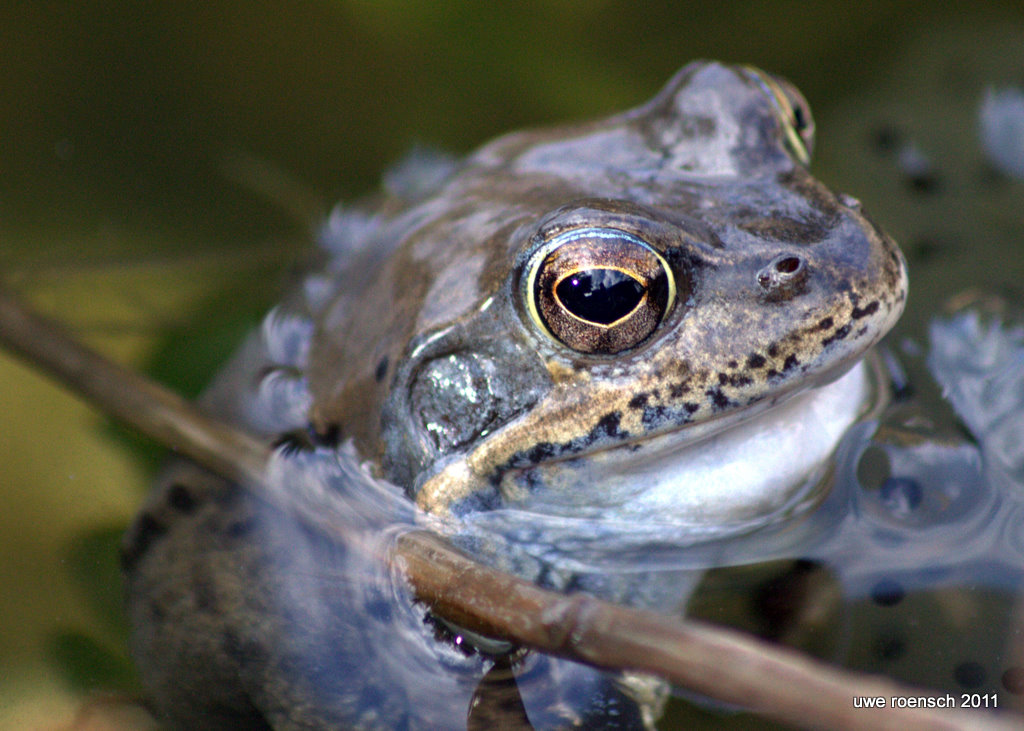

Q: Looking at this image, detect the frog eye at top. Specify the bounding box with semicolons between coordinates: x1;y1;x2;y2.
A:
744;66;816;166
771;74;816;163
525;228;676;355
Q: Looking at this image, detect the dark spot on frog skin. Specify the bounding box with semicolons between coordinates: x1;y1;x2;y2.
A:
120;512;166;572
851;301;880;319
767;343;780;358
746;353;767;369
815;316;834;331
821;323;852;347
718;372;753;388
706;387;732;411
782;354;800;372
669;381;691;398
628;393;649;410
727;359;738;369
523;441;558;465
450;486;503;516
640;404;669;429
500;413;629;474
374;356;389;383
592;412;627;440
167;483;198;514
641;402;702;429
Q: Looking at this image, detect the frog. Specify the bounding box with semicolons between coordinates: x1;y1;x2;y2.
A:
122;61;907;729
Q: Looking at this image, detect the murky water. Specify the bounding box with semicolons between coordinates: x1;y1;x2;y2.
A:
2;4;1024;729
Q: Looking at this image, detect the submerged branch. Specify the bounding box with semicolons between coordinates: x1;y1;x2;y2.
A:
0;285;1015;731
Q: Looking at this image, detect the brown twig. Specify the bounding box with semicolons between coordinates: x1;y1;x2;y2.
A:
0;285;1016;731
0;286;267;487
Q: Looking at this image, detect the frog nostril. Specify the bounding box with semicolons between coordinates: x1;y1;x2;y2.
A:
774;256;803;274
757;253;808;300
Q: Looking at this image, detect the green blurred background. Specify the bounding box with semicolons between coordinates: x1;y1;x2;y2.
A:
1;2;1023;727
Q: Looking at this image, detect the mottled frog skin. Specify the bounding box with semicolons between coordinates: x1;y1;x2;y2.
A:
123;62;907;729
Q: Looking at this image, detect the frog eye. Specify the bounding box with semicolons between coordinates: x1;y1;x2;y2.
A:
772;76;816;163
744;67;816;165
526;228;676;354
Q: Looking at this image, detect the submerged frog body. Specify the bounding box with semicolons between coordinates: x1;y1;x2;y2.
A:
123;61;907;729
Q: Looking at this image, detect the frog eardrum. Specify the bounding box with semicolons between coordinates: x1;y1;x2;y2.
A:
525;227;677;354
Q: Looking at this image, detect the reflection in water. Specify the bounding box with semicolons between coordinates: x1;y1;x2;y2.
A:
124;294;1024;728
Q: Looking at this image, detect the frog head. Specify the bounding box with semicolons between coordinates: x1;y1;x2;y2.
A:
307;61;907;523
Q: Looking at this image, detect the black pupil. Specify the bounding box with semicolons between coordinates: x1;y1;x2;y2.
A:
556;268;644;325
792;104;807;131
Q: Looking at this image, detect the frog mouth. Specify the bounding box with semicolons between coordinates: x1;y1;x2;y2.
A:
417;356;879;523
491;360;875;527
